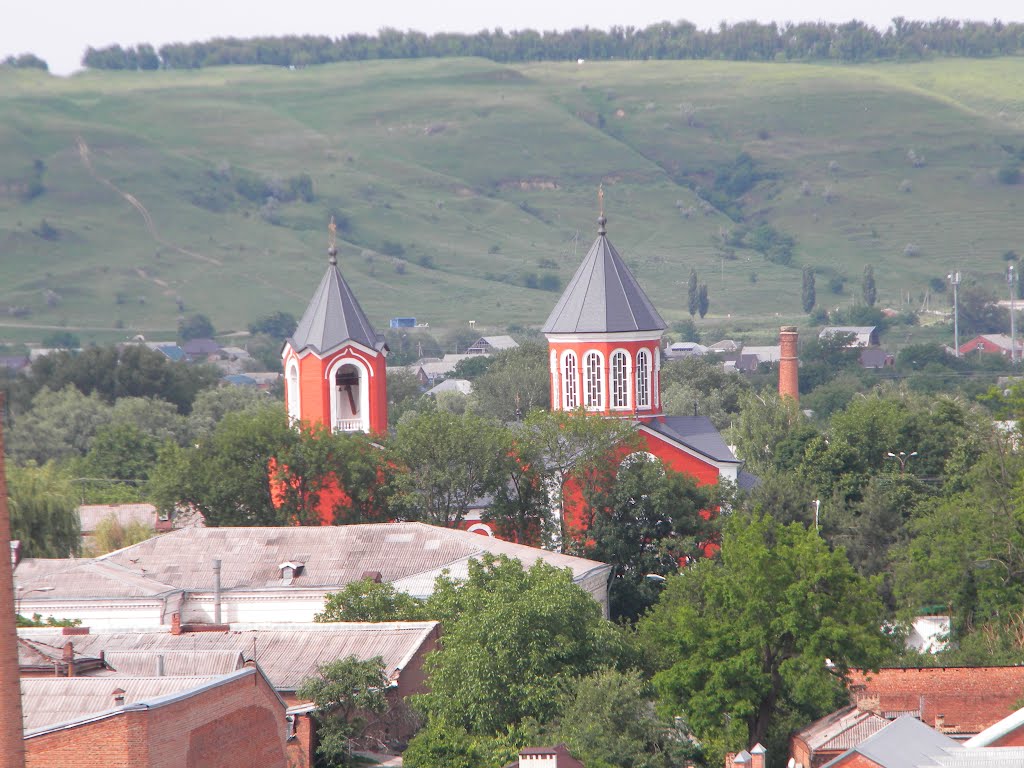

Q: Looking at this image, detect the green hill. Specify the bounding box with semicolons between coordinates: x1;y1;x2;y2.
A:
2;57;1023;345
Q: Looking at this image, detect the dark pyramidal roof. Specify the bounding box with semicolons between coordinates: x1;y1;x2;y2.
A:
289;257;385;356
542;215;666;335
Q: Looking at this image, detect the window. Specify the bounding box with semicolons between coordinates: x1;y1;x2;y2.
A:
287;362;300;422
584;351;603;409
611;351;628;409
563;352;579;409
636;349;650;408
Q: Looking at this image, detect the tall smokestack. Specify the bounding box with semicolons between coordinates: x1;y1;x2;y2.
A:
779;326;799;403
0;394;27;767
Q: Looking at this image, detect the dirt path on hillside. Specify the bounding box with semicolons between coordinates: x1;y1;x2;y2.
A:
75;136;223;267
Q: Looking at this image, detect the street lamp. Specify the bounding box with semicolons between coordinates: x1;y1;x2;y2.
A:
948;271;961;357
886;451;919;472
15;586;54;616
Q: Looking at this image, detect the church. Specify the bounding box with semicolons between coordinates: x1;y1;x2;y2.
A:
281;209;745;536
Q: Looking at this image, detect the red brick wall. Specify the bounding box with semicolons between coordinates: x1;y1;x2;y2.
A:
25;670;287;768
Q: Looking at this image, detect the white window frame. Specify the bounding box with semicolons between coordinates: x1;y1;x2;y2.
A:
286;361;301;423
562;350;579;410
610;349;630;410
636;348;651;410
584;350;604;410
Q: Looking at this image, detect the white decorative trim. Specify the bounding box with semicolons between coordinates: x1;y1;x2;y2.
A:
545;331;666;344
326;356;371;433
583;349;606;411
466;523;495;537
560;349;580;410
609;348;631;411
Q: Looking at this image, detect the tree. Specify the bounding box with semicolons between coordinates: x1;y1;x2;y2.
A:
687;269;698;317
187;386;267;438
7;462;81;558
87;515;155;556
178;313;215;341
698;283;710;318
316;578;426;622
413;555;634;735
387;410;507;526
41;331;80;350
661;355;751;430
728;390;817;477
248;311;297;339
862;265;876;307
470;342;550;422
802;266;816;313
296;656;390;767
7;386;112;464
582;457;715;622
640;513;891;763
386;369;425;426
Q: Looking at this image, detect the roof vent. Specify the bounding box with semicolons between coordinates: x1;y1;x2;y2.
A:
112;688;126;706
361;571;383;584
279;561;305;585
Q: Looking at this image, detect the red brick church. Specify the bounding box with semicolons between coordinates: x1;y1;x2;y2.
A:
282;211;743;533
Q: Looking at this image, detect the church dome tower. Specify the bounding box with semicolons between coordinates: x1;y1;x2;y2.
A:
542;201;667;420
282;219;388;434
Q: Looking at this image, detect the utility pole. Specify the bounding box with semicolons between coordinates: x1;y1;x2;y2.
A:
1009;265;1018;364
948;271;961;357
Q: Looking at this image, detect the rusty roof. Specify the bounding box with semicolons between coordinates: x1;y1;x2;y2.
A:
19;621;439;691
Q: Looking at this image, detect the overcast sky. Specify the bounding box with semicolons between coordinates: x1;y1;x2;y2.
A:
5;0;1024;75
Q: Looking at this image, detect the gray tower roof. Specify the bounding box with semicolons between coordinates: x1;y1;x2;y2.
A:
288;263;386;356
542;217;666;335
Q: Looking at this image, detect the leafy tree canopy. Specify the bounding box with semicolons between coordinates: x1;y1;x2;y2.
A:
7;462;81;558
316;578;426;623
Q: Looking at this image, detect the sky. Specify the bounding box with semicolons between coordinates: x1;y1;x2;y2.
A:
5;0;1024;75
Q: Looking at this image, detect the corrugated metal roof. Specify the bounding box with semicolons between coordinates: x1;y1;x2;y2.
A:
14;558;179;598
797;705;890;752
92;522;607;594
289;263;385;356
102;650;245;677
21;675;223;730
823;717;959;768
19;621;439;691
542;222;665;335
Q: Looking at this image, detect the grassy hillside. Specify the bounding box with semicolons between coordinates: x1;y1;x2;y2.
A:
2;57;1023;345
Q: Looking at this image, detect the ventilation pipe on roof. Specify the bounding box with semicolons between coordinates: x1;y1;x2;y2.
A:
212;558;222;624
112;688;126;707
156;654;165;677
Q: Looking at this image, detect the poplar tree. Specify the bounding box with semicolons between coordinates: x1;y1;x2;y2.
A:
698;283;710;318
687;269;699;317
802;266;816;313
863;265;877;307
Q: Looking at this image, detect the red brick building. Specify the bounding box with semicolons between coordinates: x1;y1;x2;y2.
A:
22;666;288;768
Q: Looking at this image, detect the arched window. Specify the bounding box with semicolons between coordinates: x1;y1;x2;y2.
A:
286;362;301;423
636;349;651;409
611;350;629;409
550;350;560;411
584;351;603;409
563;352;579;409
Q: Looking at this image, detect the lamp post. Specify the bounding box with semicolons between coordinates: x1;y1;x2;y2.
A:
886;450;918;472
948;271;961;357
1009;265;1018;364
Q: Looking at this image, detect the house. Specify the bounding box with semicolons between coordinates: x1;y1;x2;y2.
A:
790;704;890;768
858;348;894;369
507;744;586;767
426;378;472;396
664;341;709;359
707;339;742;353
467;335;519;355
19;619;441;750
0;355;30;373
182;338;223;361
21;665;289;768
77;503;166;550
819;326;879;347
14;522;613;626
959;334;1024;358
820;714;1024;768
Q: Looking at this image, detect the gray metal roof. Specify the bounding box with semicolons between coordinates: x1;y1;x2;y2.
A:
644;416;740;464
288;263;385;355
797;704;890;752
20;621;439;691
823;716;959;768
542;223;666;335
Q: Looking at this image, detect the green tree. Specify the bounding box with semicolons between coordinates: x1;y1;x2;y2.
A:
698;283;710;318
414;555;634;735
316;578;426;622
187;386;267;438
178;313;215;341
386;369;425;427
862;265;877;307
470;342;550;422
802;266;816;313
640;513;890;763
687;269;698;317
582;457;714;622
661;355;751;430
485;426;553;545
7;386;112;463
296;656;390;767
388;410;508;526
41;331;80;349
248;311;297;339
7;462;81;558
87;515;155;556
728;390;817;476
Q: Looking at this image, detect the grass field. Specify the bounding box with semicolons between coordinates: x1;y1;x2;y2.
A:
2;57;1023;346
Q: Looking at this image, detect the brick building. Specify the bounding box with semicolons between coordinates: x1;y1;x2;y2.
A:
22;665;288;768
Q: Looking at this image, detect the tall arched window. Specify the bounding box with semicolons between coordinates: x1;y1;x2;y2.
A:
287;362;301;422
563;352;579;409
635;349;651;409
584;351;603;409
611;350;629;409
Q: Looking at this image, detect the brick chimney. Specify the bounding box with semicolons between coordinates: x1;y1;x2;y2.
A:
779;326;799;402
750;743;766;768
63;641;75;677
0;394;27;767
171;613;182;635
